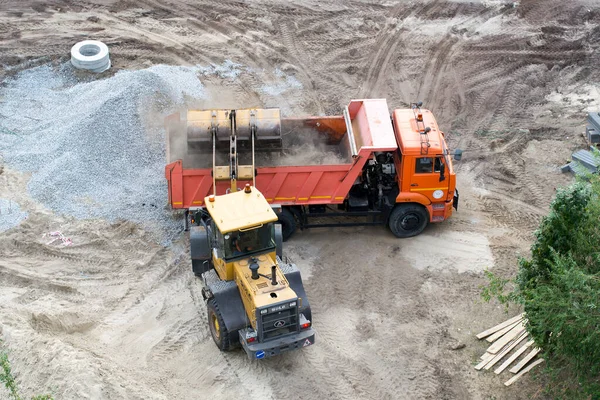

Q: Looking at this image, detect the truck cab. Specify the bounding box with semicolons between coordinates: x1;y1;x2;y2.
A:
390;106;458;230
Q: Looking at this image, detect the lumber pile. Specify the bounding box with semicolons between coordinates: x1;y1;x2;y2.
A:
474;313;544;386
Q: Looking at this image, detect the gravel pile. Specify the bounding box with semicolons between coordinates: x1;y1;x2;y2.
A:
0;63;206;242
0;199;28;232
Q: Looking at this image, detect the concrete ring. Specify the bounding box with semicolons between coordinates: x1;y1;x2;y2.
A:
71;40;111;72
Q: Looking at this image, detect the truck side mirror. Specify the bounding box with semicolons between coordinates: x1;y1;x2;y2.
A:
439;162;446;182
453;149;463;161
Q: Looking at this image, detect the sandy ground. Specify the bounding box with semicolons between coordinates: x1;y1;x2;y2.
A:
1;0;600;399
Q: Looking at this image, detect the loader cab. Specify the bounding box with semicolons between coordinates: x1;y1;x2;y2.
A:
205;185;280;281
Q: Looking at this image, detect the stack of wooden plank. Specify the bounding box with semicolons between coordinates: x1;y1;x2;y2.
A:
474;313;545;386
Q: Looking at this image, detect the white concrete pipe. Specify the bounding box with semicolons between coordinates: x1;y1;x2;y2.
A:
70;40;111;73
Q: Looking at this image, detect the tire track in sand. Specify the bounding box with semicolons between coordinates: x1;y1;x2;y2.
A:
417;35;459;108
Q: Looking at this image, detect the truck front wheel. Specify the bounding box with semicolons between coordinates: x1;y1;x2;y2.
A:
207;298;234;351
388;204;429;238
277;208;297;241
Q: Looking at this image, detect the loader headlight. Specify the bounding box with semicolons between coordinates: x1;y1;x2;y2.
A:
289;302;296;307
260;309;268;315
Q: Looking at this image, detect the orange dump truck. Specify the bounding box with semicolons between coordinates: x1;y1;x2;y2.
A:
165;99;459;239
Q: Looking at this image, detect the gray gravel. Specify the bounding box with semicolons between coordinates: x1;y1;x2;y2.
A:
0;199;28;232
0;63;206;242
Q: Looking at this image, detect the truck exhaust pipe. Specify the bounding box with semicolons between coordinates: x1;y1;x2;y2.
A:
271;265;278;285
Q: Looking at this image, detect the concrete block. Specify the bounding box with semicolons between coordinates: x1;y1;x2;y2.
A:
586;125;600;144
588;112;600;133
570;149;599;175
560;163;571;173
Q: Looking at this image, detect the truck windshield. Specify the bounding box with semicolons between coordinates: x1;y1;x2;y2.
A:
223;223;275;259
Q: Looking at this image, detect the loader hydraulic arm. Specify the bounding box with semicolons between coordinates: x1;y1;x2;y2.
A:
208;109;277;193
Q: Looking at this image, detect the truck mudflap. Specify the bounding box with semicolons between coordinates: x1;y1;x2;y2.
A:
239;328;316;359
453;189;459;211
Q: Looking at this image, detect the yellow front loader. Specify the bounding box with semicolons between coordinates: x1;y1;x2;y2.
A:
190;184;315;359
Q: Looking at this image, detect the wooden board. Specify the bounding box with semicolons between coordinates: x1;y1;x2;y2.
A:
475;352;495;370
495;340;535;374
475;356;490;371
504;359;545;386
486;320;520;343
483;332;529;370
487;322;526;354
509;347;541;374
475;313;524;340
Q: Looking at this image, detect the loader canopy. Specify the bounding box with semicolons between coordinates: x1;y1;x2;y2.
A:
205;186;278;234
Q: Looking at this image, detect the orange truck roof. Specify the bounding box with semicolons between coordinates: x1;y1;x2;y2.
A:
392;108;446;156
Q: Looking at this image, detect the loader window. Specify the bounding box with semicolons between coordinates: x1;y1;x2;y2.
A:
223;223;276;259
212;221;225;258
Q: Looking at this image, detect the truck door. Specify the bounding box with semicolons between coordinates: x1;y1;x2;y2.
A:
409;156;449;203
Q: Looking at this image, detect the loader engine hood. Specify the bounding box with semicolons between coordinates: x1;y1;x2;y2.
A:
233;253;298;331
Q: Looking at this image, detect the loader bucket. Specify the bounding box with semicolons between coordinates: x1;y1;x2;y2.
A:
167;108;283;155
235;109;282;150
186;109;232;151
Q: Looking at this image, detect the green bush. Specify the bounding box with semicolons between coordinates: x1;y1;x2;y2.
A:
0;341;54;400
484;176;600;398
517;183;590;287
0;351;20;399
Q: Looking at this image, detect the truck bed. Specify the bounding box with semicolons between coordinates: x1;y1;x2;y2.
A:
165;99;398;209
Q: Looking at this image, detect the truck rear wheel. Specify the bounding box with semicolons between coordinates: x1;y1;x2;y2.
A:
207;298;234;351
277;208;296;241
388;204;428;238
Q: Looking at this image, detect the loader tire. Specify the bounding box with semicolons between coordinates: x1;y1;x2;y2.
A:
277;208;296;242
388;204;428;238
207;298;234;351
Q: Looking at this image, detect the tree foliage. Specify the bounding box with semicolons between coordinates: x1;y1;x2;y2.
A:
484;175;600;398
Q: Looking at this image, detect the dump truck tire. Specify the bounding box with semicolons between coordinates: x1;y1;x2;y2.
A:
207;298;234;351
277;208;296;241
388;204;428;238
